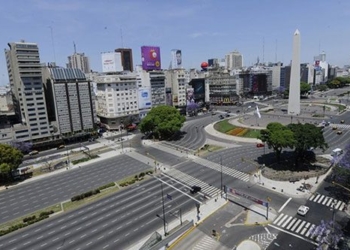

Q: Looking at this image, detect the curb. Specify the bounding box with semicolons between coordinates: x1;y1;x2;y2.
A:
167;199;228;250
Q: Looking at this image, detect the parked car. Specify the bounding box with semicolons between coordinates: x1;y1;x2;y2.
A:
297;205;309;216
256;143;265;148
190;186;202;194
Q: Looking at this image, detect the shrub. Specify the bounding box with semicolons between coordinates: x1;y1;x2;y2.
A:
237;128;248;136
139;172;145;178
23;215;36;223
98;182;115;191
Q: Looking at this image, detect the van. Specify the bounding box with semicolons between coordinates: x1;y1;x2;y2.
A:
331;148;343;157
29;150;39;156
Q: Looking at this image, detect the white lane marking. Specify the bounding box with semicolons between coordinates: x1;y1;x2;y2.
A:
278;197;292;213
268;224;318;245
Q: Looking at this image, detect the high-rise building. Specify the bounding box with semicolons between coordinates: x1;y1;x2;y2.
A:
225;50;243;70
67;53;91;73
44;67;97;136
5;41;51;142
115;48;133;72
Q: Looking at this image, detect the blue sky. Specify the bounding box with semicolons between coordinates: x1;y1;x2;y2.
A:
1;0;350;85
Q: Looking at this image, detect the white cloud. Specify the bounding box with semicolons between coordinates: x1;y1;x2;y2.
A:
189;31;226;38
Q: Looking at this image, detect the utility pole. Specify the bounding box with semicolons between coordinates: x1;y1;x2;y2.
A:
220;155;223;198
160;182;167;236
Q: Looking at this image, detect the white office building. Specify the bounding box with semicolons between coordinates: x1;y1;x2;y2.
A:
165;69;188;107
67;52;91;74
95;73;139;130
225;50;243;70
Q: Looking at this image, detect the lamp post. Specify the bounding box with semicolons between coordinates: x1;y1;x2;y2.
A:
147;152;157;173
220;155;223;198
159;182;167;236
120;120;124;153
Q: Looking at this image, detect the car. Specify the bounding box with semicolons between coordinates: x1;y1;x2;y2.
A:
236;110;240;113
332;126;338;130
256;143;265;148
340;120;345;124
225;110;231;113
225;114;230;117
190;186;201;194
337;130;343;135
57;145;65;150
297;205;309;216
219;115;224;119
29;150;39;156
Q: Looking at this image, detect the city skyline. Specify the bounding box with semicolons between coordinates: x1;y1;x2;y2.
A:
1;0;350;85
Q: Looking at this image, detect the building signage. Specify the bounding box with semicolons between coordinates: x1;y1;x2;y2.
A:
226;186;268;207
141;46;161;70
138;87;152;110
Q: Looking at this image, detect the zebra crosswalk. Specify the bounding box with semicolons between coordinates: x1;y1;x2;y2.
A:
271;213;316;240
308;193;346;211
192;235;225;250
331;123;350;130
162;168;221;197
193;157;250;182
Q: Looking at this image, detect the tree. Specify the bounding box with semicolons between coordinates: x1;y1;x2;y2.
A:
300;82;311;95
309;219;343;250
259;122;295;162
318;84;328;92
287;123;328;165
0;144;23;181
139;105;185;140
328;79;341;89
9;140;32;154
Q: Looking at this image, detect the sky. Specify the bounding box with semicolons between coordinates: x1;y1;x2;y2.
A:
1;0;350;86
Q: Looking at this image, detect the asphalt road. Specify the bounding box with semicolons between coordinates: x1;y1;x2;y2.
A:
0;155;151;224
0;176;204;250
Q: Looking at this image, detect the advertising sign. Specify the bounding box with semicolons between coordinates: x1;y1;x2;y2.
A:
171;49;182;69
141;46;161;70
138;88;152;110
226;186;268;207
101;52;123;72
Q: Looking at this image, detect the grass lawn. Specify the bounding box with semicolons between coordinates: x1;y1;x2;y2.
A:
63;185;120;212
214;120;260;138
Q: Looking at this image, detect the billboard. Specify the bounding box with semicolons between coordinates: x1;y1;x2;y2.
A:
101;52;123;72
141;46;161;70
171;49;182;69
187;87;198;111
138;88;152;110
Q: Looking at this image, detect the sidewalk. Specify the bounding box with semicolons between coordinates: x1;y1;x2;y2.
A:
129;196;228;250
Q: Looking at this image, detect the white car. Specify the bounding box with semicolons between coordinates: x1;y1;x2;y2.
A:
297;205;309;216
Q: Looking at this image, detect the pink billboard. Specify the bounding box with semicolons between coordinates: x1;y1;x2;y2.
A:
141;46;161;70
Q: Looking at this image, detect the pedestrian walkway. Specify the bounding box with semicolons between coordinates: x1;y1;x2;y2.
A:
270;213;317;241
192;235;227;250
331;123;350;129
162;168;221;198
193;157;250;182
308;193;347;211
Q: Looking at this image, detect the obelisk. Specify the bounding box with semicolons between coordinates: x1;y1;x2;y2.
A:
288;29;301;115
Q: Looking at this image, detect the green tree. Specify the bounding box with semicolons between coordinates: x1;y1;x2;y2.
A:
317;84;328;92
328;79;341;89
139;105;185;140
287;123;328;166
258;122;295;162
300;82;311;95
0;144;23;180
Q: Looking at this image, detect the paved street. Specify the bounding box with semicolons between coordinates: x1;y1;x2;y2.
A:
0;155;151;224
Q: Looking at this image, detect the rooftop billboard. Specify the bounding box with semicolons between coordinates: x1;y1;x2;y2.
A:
141;46;161;70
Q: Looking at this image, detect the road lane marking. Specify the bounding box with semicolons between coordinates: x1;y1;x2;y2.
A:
268;224;317;245
278;197;292;213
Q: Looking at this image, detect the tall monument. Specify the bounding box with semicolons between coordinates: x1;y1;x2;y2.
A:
288;29;301;115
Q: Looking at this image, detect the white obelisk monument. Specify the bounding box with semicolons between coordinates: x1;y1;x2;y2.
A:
288;29;301;115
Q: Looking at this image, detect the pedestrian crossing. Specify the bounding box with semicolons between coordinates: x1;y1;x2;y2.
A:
193;157;250;182
308;193;346;211
271;213;317;240
331;123;350;130
162;168;221;197
192;235;223;250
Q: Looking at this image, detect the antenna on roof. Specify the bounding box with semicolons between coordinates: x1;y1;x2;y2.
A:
120;28;124;48
73;41;76;54
275;39;278;63
262;36;265;65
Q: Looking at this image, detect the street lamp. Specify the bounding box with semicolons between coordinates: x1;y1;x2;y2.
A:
219;155;223;198
158;182;167;236
147;152;157;173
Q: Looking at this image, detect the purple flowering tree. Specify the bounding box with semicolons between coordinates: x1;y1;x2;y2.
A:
9;140;33;154
309;219;343;249
331;143;350;192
